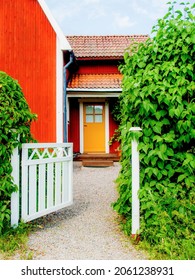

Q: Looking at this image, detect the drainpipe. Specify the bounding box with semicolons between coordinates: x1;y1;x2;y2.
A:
63;51;74;142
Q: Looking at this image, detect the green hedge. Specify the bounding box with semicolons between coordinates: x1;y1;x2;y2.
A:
113;2;195;259
0;71;36;233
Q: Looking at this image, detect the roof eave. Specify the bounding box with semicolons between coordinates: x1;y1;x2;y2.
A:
67;88;121;91
75;56;124;60
67;89;121;98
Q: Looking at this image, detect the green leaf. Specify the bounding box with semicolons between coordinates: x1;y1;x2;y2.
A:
160;144;167;154
190;160;195;169
156;110;167;120
150;180;156;187
138;62;146;68
177;174;187;182
144;128;153;137
142;100;151;112
153;123;162;134
157;172;163;180
151;156;158;166
191;34;195;44
158;161;164;169
153;135;163;142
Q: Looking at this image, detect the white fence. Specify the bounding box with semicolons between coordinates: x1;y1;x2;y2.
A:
11;143;73;226
130;127;142;238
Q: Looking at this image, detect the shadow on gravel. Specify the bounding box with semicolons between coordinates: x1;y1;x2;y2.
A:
30;199;90;230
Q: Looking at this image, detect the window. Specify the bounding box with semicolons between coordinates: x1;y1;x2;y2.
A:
85;105;103;123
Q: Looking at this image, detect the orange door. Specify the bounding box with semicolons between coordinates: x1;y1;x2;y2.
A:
83;103;105;153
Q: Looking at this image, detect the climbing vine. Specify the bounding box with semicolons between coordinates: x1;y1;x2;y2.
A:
113;2;195;259
0;71;36;233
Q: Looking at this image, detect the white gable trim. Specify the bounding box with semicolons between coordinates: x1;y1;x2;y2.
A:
37;0;71;50
56;38;64;143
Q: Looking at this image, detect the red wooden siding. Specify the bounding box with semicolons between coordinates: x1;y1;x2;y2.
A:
0;0;57;142
68;99;119;154
109;106;119;153
77;61;120;74
68;99;80;152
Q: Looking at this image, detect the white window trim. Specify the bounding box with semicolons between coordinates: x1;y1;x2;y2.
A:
105;102;109;153
79;102;84;153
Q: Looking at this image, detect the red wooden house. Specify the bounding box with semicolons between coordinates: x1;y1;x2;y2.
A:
66;35;148;160
0;0;71;143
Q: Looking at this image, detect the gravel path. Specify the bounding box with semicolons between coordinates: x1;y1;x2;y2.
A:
28;162;147;260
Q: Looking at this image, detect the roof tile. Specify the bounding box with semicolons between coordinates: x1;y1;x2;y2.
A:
67;35;149;58
68;73;122;89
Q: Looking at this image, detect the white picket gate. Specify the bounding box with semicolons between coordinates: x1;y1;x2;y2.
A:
11;143;73;227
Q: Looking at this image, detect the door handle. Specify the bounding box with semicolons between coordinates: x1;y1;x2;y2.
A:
84;124;87;127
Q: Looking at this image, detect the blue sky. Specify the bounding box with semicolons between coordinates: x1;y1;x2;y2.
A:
45;0;194;36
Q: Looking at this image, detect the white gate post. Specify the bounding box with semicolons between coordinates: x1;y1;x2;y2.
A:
11;146;20;227
130;127;142;239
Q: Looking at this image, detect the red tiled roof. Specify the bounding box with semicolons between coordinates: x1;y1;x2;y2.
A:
68;73;122;89
66;35;149;59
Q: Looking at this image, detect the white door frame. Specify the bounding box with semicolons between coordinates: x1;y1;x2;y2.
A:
79;101;109;153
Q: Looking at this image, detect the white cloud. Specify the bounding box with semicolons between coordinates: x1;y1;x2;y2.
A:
84;0;101;4
46;0;195;35
85;0;106;20
46;1;80;22
148;0;168;20
131;1;148;16
88;7;106;19
129;0;168;21
45;0;104;24
113;13;136;28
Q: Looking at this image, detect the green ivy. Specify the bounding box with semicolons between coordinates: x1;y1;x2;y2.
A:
0;71;36;234
113;2;195;259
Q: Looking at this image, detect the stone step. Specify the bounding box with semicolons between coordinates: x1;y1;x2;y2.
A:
82;160;113;167
74;153;120;162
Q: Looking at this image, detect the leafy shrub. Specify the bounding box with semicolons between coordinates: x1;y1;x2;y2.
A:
0;71;36;234
113;2;195;259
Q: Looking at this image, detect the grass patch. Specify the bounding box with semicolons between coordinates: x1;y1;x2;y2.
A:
129;235;193;260
117;216;195;260
136;237;195;260
0;223;34;260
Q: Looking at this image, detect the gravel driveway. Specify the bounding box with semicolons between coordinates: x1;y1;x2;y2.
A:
28;162;147;260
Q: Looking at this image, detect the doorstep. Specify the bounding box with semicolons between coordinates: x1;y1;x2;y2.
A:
74;153;120;167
